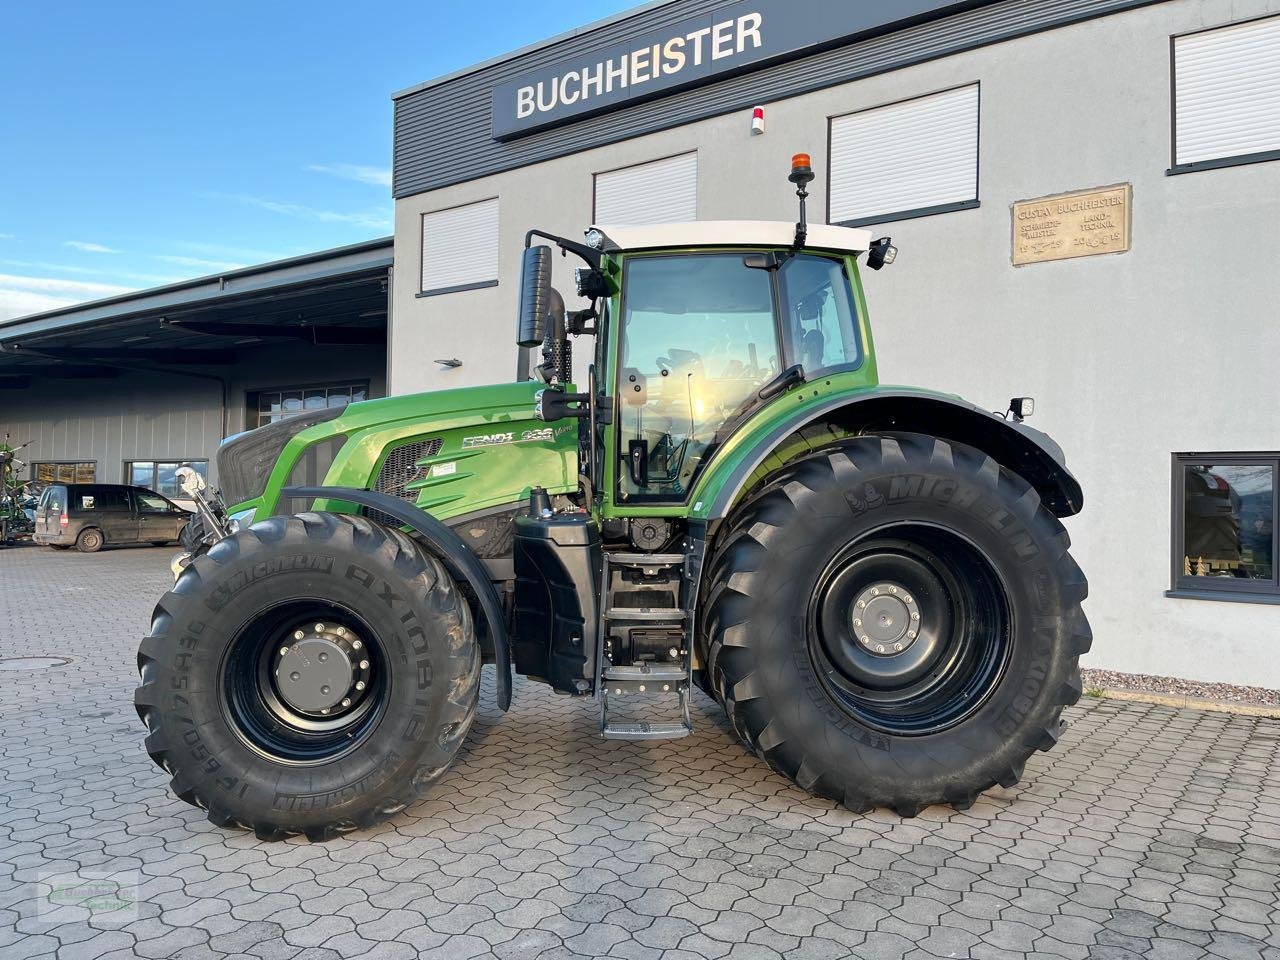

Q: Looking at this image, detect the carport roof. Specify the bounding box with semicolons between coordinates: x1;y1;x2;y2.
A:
0;237;392;379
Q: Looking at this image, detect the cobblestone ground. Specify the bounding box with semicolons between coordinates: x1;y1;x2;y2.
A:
1;544;1278;960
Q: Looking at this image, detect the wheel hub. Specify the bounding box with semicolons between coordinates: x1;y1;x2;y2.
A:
852;582;920;655
273;623;369;716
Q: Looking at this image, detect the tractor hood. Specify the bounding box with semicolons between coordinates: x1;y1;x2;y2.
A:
218;381;579;522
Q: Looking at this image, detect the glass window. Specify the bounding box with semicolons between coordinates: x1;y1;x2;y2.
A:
779;255;861;373
33;461;95;484
1173;455;1278;600
126;460;207;496
618;254;779;500
248;383;369;428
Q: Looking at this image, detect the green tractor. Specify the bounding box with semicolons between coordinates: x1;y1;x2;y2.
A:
136;156;1089;840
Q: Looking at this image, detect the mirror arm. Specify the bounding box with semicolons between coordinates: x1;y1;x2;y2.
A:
524;229;601;269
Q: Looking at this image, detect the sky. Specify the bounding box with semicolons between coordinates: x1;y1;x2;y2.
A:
0;0;640;321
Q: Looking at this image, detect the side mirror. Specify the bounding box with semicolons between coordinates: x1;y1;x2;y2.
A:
517;245;554;347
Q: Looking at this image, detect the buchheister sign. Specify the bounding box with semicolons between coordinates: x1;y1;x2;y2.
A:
490;0;999;140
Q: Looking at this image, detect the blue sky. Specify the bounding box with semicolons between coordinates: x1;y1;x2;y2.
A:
0;0;639;320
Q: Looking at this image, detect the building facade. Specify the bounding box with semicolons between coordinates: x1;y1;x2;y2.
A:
390;0;1280;686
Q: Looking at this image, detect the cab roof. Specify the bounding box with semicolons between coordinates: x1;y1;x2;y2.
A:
590;220;873;255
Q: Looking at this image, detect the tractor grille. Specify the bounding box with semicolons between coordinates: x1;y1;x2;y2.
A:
366;438;443;526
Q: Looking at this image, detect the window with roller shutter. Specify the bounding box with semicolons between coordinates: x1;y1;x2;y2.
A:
828;84;979;227
593;152;697;226
419;197;500;296
1171;14;1280;174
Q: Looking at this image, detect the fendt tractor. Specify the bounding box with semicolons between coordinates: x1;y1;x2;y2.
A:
136;155;1089;841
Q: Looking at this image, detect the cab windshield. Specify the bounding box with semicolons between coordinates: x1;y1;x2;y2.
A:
617;252;859;501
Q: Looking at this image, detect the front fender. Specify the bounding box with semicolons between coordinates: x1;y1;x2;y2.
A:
692;387;1083;520
283;485;512;712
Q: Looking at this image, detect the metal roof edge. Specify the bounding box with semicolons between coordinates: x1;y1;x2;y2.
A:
390;0;682;101
0;236;394;339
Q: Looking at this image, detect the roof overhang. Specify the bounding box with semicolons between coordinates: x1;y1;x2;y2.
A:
0;238;393;383
591;220;873;255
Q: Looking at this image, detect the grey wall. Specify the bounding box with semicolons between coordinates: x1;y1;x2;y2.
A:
391;0;1280;687
0;344;386;488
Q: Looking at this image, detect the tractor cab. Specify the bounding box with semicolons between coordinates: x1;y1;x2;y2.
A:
517;155;895;523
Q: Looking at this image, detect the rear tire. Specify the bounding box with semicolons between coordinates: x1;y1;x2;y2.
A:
134;512;480;840
76;528;103;553
701;433;1090;816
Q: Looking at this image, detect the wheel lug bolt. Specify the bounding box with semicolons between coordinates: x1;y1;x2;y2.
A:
294;631;304;641
341;698;351;707
337;627;346;637
857;600;866;609
888;586;897;594
280;646;289;656
912;612;920;620
902;595;912;604
321;708;330;715
352;640;362;650
853;619;862;628
876;644;886;653
662;684;670;692
315;623;325;632
360;660;369;670
639;684;646;692
355;681;365;691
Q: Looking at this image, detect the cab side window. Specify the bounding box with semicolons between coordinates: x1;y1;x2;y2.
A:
779;255;861;374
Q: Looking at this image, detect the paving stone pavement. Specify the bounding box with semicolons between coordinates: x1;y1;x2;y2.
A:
1;544;1278;960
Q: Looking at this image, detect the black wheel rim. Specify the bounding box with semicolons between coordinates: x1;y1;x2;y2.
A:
220;600;388;764
806;524;1012;736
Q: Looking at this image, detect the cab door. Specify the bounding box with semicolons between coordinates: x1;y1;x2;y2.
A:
611;253;781;506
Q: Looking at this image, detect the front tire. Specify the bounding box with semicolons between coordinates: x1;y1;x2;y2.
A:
134;512;480;840
701;433;1090;816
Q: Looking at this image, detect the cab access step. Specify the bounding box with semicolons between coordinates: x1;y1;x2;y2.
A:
598;551;695;740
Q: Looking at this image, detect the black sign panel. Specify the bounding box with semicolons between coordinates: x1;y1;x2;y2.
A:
490;0;994;140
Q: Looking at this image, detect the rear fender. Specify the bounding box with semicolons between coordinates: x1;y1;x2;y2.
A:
695;389;1083;521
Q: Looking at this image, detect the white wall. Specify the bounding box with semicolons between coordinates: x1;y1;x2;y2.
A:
392;0;1280;686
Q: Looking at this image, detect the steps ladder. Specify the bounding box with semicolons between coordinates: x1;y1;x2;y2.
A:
598;551;694;740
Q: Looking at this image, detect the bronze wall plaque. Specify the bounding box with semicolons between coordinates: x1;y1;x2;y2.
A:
1012;184;1131;266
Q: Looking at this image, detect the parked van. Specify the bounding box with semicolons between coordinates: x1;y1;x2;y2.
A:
34;484;190;552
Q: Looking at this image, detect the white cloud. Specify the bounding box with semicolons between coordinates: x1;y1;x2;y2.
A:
0;273;136;322
152;254;248;271
307;163;392;188
214;193;392;231
64;240;121;254
0;258;182;287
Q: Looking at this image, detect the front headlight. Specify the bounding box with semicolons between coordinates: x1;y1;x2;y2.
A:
227;507;256;533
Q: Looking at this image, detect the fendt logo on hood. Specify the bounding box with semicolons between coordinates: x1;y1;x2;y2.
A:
460;426;568;449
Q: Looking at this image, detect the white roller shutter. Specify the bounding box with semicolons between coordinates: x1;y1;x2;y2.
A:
594;152;697;226
1174;15;1280;167
829;84;979;226
420;197;499;293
